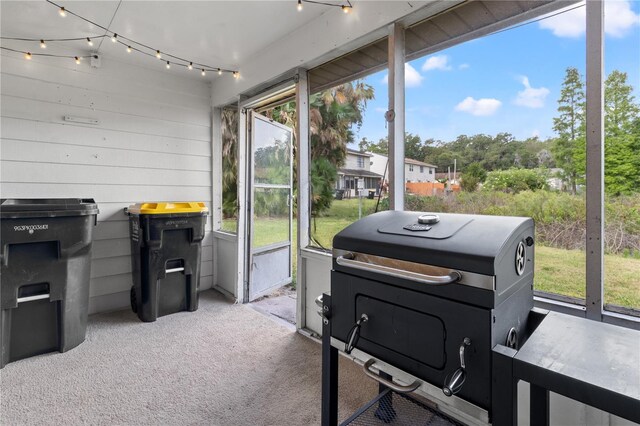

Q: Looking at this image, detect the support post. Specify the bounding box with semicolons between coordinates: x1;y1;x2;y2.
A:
236;98;249;303
530;384;550;426
321;293;338;426
585;0;604;321
492;345;518;426
211;107;222;287
296;69;310;330
388;23;405;211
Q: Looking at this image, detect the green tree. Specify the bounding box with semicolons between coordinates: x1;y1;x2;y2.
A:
605;71;640;136
221;108;239;218
405;133;424;161
359;136;388;154
268;82;375;216
551;67;585;194
460;162;487;192
604;71;640;195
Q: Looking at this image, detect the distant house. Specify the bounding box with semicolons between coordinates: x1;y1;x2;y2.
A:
369;153;437;183
337;149;383;197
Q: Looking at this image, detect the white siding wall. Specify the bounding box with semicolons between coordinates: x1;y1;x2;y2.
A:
0;53;213;314
344;153;370;171
405;164;436;182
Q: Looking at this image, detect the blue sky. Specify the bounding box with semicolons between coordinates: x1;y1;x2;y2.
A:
353;0;640;144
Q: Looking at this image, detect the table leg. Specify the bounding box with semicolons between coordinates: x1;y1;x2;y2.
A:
530;384;550;426
322;293;338;426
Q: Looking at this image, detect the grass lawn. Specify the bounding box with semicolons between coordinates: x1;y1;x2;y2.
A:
221;197;639;310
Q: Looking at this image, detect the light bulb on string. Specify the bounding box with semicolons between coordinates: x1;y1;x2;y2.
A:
156;50;161;59
74;56;80;65
59;7;66;17
342;5;351;13
297;0;302;11
166;61;170;69
201;69;206;77
188;62;193;70
218;69;222;75
111;34;118;43
40;40;46;49
126;46;132;53
25;52;32;60
86;37;93;47
233;71;239;79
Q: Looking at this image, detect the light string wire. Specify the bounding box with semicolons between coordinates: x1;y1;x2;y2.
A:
302;0;352;8
0;46;96;60
44;0;236;74
0;0;237;75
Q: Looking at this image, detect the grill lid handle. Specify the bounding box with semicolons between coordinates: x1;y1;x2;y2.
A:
336;253;462;285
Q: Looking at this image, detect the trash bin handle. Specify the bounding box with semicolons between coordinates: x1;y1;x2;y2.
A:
166;267;185;274
17;294;50;304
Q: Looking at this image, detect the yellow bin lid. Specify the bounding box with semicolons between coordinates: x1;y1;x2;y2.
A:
127;202;208;215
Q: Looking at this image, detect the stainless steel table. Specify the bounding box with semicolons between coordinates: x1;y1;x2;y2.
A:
493;311;640;425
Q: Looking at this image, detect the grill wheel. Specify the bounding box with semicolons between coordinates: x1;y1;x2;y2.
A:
506;327;518;349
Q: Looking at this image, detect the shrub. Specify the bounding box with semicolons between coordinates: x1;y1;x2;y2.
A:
483;168;549;193
401;190;639;256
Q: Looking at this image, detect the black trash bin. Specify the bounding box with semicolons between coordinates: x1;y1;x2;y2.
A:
367;190;375;199
335;189;345;200
0;198;99;368
127;202;208;322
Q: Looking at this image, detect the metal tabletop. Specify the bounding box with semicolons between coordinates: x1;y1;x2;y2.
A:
513;311;640;423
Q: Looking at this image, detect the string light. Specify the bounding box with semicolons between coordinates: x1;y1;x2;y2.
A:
4;1;239;77
1;47;97;63
296;0;353;12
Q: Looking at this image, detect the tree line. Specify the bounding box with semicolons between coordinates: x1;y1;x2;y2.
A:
359;67;640;196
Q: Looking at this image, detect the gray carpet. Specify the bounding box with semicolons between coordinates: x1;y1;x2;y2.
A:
0;290;376;425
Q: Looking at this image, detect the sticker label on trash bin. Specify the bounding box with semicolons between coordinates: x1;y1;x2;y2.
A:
13;224;49;234
131;221;139;242
166;219;188;227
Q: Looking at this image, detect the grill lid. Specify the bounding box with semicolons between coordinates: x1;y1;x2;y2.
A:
333;211;533;276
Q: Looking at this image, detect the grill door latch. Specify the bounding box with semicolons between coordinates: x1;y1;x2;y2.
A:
345;313;368;354
442;337;471;397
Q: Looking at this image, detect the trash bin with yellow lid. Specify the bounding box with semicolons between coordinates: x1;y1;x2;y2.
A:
125;202;208;322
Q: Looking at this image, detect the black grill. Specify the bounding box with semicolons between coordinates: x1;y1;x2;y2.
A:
328;211;536;423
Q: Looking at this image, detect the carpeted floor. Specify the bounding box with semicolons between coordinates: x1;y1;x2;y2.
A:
0;290;376;425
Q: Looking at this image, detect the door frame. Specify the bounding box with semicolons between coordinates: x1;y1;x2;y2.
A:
246;112;294;301
235;80;297;304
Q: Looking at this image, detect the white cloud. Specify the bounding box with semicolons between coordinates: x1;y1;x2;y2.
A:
514;76;550;108
455;97;502;116
458;63;470;70
374;107;386;113
539;1;640;38
531;129;541;138
422;55;452;71
382;63;423;87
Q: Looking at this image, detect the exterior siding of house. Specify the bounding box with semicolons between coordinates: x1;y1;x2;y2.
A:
0;53;214;314
369;153;436;183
